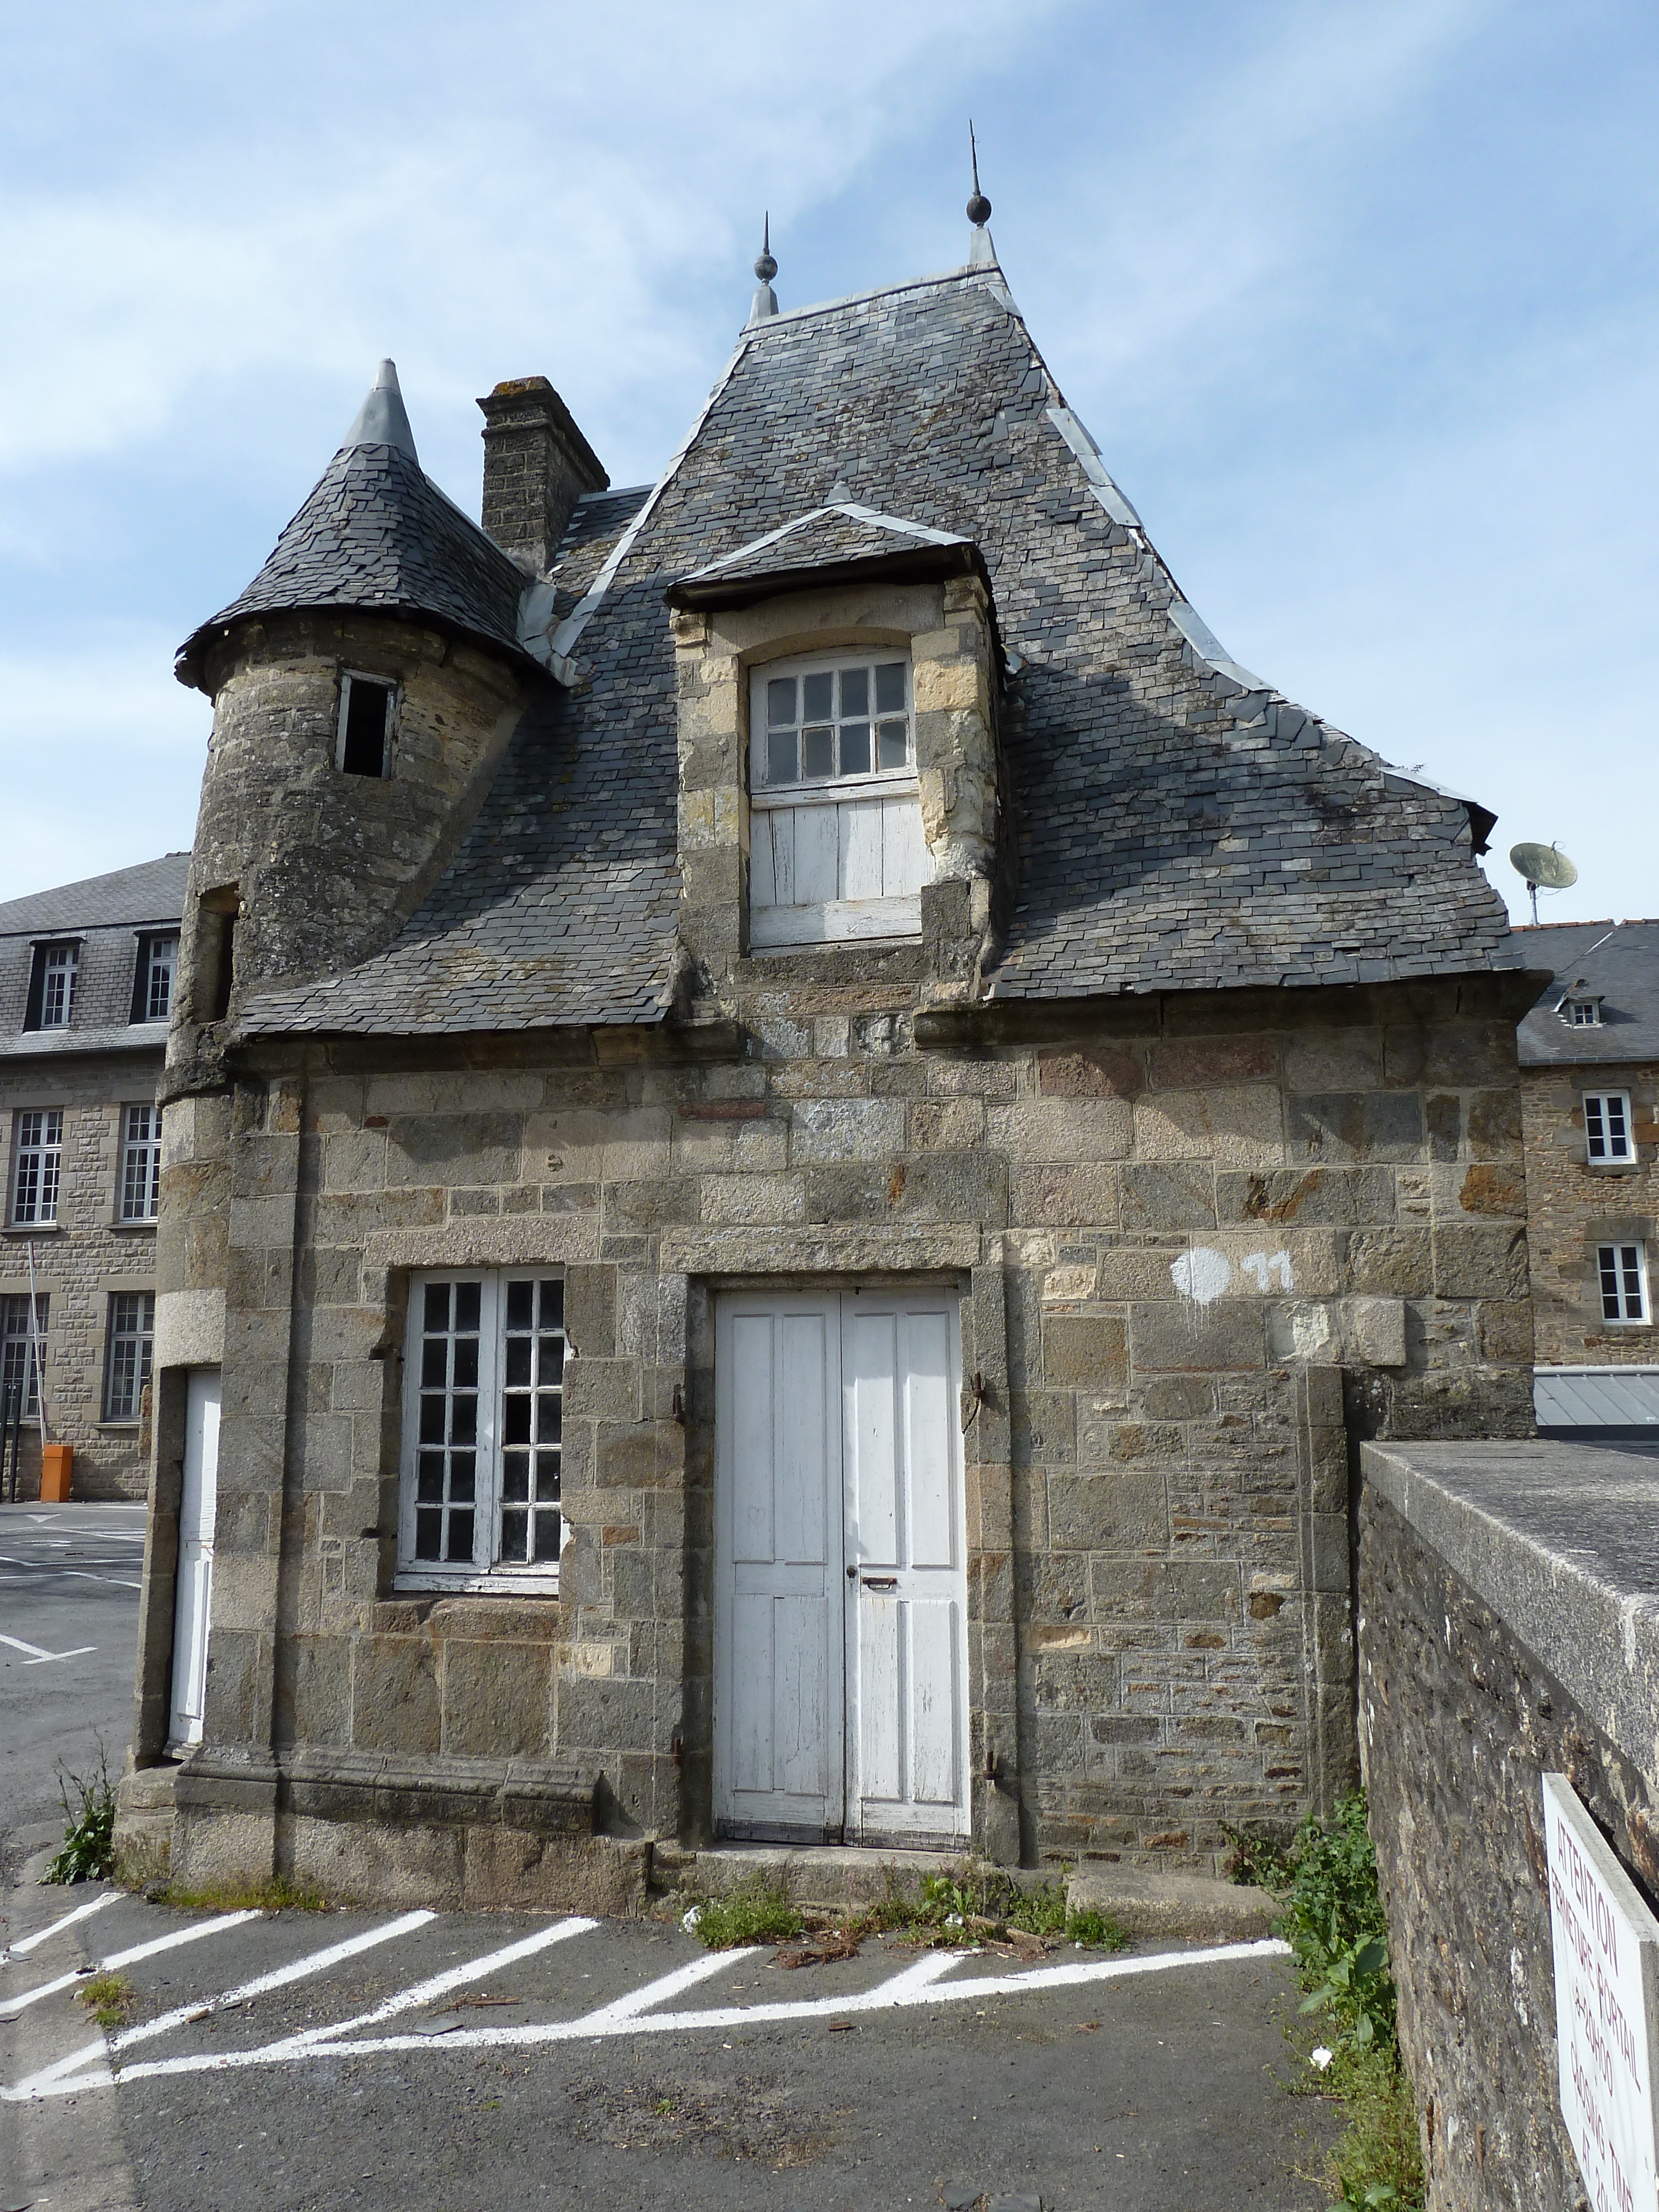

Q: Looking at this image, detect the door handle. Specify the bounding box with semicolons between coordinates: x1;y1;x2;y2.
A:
860;1575;899;1590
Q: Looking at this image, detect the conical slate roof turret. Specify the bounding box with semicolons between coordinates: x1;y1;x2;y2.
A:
175;360;530;690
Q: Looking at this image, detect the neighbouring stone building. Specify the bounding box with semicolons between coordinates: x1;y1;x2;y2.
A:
0;857;187;1500
1516;920;1659;1433
119;202;1545;1910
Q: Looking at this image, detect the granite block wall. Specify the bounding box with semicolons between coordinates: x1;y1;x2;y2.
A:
1522;1061;1658;1366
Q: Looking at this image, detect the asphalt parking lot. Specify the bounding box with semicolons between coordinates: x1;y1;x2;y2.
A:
0;1500;147;1887
1;1885;1337;2211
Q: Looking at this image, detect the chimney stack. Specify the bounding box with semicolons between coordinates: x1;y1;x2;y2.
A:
478;378;608;577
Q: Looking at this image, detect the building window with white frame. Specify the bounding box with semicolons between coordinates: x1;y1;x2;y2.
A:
119;1104;161;1222
0;1293;48;1419
1562;995;1603;1027
25;943;78;1031
102;1291;155;1421
133;934;178;1024
1598;1242;1650;1325
398;1273;565;1588
12;1110;63;1225
748;651;927;948
1584;1091;1636;1164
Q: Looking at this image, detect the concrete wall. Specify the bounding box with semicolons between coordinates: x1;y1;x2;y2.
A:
0;1047;163;1499
1360;1438;1659;2211
1522;1060;1659;1365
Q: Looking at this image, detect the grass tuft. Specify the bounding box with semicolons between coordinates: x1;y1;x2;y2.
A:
138;1874;332;1914
76;1971;137;2029
683;1876;804;1949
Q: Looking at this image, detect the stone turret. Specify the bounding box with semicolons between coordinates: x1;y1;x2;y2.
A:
168;361;544;1081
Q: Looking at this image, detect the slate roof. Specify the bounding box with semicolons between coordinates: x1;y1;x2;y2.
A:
0;853;187;1062
175;368;531;688
1536;1367;1659;1428
236;260;1522;1040
1515;920;1659;1067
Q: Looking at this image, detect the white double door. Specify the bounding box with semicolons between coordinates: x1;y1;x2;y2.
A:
168;1367;220;1749
713;1289;969;1844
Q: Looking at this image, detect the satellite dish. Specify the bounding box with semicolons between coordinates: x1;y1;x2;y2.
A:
1509;841;1578;924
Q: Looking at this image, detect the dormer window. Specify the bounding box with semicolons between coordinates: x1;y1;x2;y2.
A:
1560;984;1603;1028
132;933;178;1025
748;651;926;949
25;943;78;1032
337;673;395;778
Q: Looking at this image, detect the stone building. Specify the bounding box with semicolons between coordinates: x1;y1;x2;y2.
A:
120;205;1543;1908
0;855;187;1500
1517;919;1659;1429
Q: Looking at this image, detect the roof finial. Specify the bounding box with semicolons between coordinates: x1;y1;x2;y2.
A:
967;122;992;227
343;358;419;462
967;122;997;267
748;212;779;325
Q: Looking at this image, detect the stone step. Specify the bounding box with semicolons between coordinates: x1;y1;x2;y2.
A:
1064;1864;1279;1943
658;1841;1046;1912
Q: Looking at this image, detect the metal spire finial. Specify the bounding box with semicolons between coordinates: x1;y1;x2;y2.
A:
748;211;779;324
967;122;992;227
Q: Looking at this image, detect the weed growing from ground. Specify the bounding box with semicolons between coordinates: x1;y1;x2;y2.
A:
140;1875;332;1914
683;1877;805;1948
1230;1792;1424;2210
75;1971;137;2029
42;1746;116;1885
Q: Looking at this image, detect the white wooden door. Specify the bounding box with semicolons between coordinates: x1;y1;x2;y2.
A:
713;1290;968;1843
714;1296;845;1837
168;1367;221;1749
842;1293;970;1843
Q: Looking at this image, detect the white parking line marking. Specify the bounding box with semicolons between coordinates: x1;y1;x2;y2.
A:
302;1915;597;2044
3;1934;1293;2097
576;1945;749;2028
0;1632;96;1664
0;1554;142;1590
0;1911;262;2021
4;1893;117;1958
19;1911;441;2096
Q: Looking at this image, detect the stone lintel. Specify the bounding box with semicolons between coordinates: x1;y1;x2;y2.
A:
659;1226;982;1277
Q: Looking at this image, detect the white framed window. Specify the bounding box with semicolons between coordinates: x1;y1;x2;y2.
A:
397;1272;566;1591
1562;996;1603;1028
28;943;78;1031
748;651;926;948
12;1110;63;1225
0;1292;47;1420
134;935;178;1024
1584;1091;1636;1164
1598;1243;1650;1326
337;672;395;778
119;1104;161;1222
102;1291;155;1421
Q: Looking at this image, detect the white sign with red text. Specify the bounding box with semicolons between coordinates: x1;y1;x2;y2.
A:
1544;1772;1659;2212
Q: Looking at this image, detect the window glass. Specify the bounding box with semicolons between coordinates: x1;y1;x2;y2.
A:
103;1292;155;1421
12;1110;63;1225
753;656;911;790
400;1271;566;1583
29;945;78;1031
139;936;178;1024
1598;1243;1649;1325
0;1293;47;1420
1584;1092;1635;1163
119;1104;161;1222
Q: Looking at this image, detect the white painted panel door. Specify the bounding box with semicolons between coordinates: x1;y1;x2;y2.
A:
168;1367;221;1749
843;1295;970;1842
714;1297;844;1835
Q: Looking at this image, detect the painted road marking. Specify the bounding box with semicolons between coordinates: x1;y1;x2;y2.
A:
20;1910;442;2098
0;1911;262;2021
0;1632;97;1664
299;1913;596;2047
3;1934;1293;2099
3;1893;117;1959
0;1553;142;1590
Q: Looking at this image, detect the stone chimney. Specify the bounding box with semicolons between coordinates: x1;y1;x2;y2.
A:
477;377;608;576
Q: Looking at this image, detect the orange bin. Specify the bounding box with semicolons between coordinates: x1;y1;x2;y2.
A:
39;1442;73;1503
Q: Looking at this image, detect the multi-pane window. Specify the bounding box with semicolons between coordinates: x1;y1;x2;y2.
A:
1584;1092;1636;1164
0;1293;48;1419
398;1272;566;1585
755;658;911;790
12;1110;63;1225
1598;1243;1650;1326
134;935;178;1024
119;1104;161;1222
748;652;926;948
28;943;78;1030
1563;997;1602;1027
103;1291;155;1421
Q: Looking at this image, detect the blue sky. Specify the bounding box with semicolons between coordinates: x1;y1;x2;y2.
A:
3;0;1653;925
